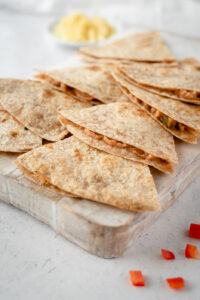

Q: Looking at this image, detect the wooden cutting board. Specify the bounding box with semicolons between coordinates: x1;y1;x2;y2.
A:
1;30;200;258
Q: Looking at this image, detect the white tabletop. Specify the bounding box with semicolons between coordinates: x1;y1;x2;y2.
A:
0;6;200;300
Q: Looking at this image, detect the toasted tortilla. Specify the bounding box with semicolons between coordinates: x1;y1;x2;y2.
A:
79;53;178;68
0;103;42;152
117;64;200;104
0;79;91;142
16;162;78;198
178;57;200;71
60;103;178;174
15;136;159;212
112;70;200;144
77;31;175;63
35;65;130;104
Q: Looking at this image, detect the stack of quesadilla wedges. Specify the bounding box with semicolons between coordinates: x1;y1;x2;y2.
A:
112;69;200;144
1;30;199;213
35;65;130;104
115;64;200;104
60;102;178;174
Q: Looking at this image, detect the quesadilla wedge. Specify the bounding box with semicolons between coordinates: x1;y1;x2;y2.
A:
15;136;160;212
60;103;178;174
112;70;200;144
0;79;91;141
0;103;42;152
117;64;200;104
77;31;175;63
35;65;130;104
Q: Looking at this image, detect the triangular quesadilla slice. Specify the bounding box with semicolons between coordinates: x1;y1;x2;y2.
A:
0;79;91;142
0;103;42;152
112;70;200;144
60;103;178;174
78;31;175;63
35;65;130;104
117;64;200;104
15;136;159;212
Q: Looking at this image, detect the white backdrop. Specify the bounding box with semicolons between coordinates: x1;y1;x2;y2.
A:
0;0;200;38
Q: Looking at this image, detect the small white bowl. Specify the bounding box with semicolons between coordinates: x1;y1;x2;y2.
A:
48;20;122;49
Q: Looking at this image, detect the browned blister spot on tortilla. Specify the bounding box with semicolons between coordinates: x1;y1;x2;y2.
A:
43;89;55;98
73;148;82;162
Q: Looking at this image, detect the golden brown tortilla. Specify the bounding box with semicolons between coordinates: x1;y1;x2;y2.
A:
78;31;175;62
15;136;160;212
60;103;178;174
0;79;91;141
112;70;200;143
16;162;78;198
35;65;130;104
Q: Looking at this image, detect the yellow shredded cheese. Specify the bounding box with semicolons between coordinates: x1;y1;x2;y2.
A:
53;13;115;42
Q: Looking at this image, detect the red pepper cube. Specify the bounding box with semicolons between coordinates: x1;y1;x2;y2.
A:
185;243;199;259
129;270;145;287
161;249;175;260
189;223;200;239
166;277;185;289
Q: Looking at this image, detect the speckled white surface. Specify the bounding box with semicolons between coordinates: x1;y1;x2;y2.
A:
0;7;200;300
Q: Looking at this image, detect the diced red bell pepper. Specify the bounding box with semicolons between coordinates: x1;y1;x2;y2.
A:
189;223;200;239
166;277;185;289
185;243;199;259
161;249;175;260
129;270;145;286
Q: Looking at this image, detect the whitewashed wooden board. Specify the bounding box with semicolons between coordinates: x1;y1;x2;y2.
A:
1;31;200;258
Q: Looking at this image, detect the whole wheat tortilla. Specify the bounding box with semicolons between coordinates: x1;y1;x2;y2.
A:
0;79;91;141
117;64;200;104
78;31;175;62
16;162;78;198
112;70;200;143
60;103;178;174
15;136;159;212
0;103;42;152
79;53;178;68
35;65;130;104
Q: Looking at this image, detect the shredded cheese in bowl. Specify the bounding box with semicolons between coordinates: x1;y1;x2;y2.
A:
53;13;115;43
